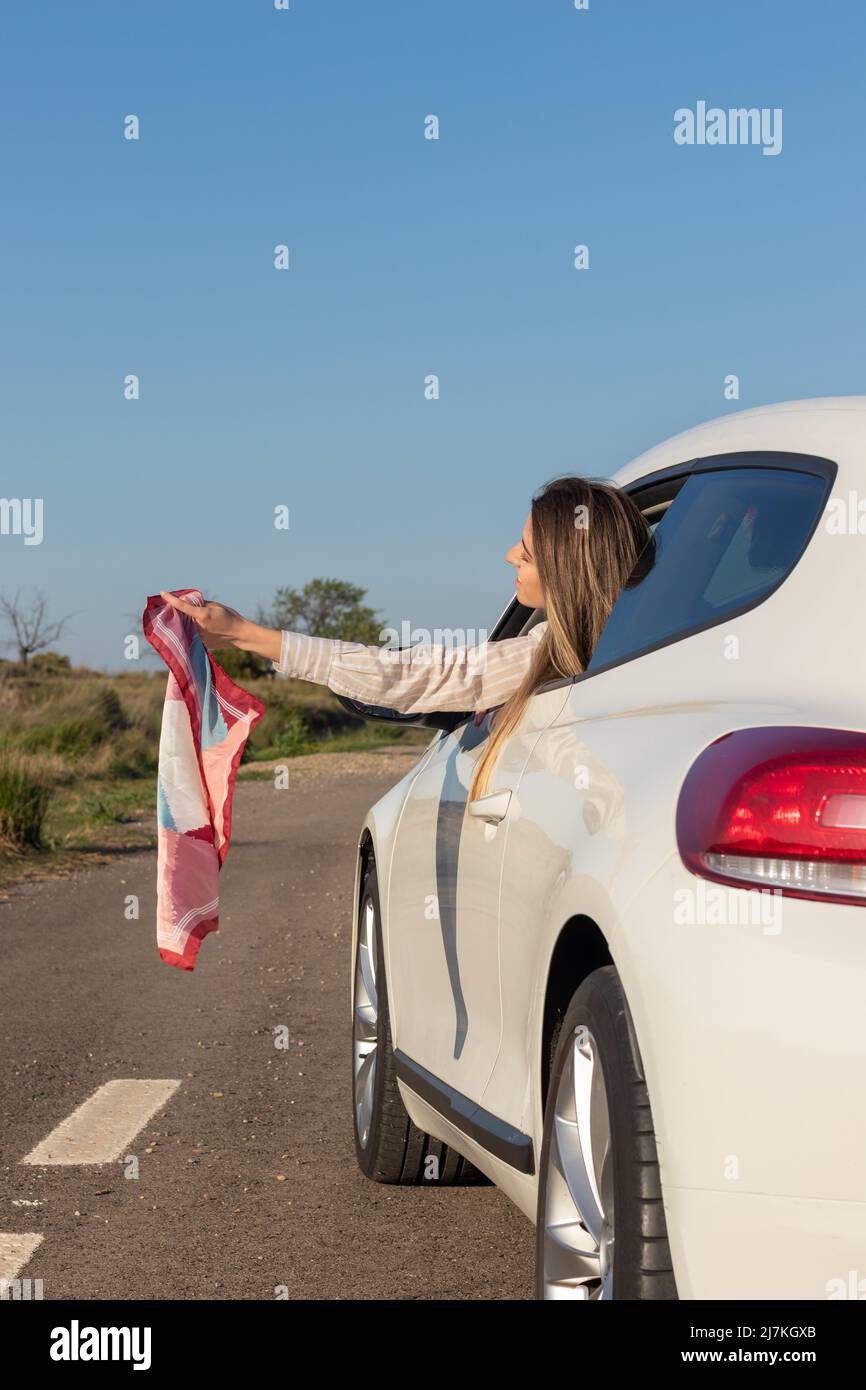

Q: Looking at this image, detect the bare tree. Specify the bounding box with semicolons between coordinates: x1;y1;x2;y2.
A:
0;589;74;664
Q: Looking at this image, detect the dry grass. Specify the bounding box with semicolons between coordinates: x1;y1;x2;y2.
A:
0;660;428;888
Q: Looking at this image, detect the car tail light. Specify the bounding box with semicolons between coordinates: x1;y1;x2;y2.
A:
676;727;866;905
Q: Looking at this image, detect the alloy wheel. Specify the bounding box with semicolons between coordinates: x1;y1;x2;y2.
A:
541;1025;615;1299
352;894;379;1148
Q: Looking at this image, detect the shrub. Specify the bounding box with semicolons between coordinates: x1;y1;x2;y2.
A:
251;707;311;760
0;753;52;849
95;685;128;732
29;652;72;675
19;715;108;760
104;728;158;779
210;647;272;682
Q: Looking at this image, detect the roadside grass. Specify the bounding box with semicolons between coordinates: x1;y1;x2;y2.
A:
0;753;53;851
0;659;429;889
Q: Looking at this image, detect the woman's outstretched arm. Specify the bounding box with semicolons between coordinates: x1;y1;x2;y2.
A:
272;623;548;714
158;592;546;716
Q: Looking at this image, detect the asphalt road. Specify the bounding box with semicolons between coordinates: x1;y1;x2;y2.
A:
0;750;534;1301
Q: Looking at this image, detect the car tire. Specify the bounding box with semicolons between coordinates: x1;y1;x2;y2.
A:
535;965;677;1299
352;853;488;1186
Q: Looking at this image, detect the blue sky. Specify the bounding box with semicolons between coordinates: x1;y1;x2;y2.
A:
2;0;863;669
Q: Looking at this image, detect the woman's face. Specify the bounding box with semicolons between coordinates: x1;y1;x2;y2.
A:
506;513;545;608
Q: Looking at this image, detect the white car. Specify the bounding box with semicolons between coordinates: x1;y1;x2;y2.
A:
346;397;866;1300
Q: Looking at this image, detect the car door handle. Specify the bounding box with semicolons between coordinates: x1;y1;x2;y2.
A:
468;789;512;825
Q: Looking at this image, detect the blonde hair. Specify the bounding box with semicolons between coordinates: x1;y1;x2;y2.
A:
468;476;650;805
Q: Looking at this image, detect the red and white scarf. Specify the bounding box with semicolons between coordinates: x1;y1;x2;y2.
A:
143;590;265;969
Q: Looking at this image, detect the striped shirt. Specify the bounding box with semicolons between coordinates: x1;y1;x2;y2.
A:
272;621;549;715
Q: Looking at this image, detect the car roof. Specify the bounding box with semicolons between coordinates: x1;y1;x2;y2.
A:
611;395;866;489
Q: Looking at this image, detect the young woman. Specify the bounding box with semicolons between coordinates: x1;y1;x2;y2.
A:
161;475;650;802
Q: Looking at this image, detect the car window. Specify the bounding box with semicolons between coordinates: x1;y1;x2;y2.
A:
586;462;830;675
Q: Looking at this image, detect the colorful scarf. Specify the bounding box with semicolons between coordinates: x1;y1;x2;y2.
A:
142;590;265;970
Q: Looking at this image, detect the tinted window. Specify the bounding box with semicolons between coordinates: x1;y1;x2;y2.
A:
587;464;828;674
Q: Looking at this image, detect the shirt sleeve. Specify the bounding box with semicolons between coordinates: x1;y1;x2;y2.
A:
271;622;548;715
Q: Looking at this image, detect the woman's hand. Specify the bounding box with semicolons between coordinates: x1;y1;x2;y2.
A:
159;592;252;652
159;592;284;664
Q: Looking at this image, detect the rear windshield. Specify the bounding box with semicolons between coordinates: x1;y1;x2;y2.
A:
587;463;829;674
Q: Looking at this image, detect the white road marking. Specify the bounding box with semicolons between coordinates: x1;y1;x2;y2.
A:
0;1232;43;1282
22;1079;181;1166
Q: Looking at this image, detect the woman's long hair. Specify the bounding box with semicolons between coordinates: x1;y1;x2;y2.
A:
468;476;651;804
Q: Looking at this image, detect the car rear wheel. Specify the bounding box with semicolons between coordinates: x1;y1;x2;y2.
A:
536;965;677;1299
352;853;487;1186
